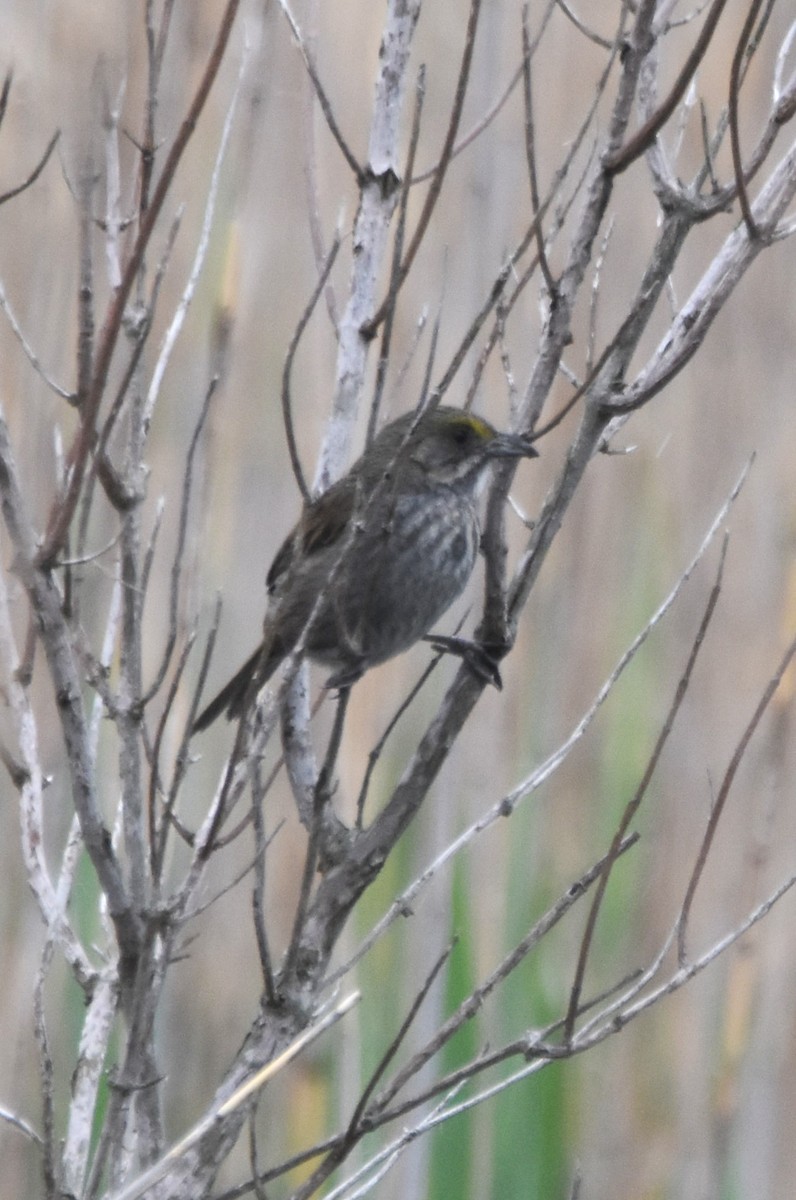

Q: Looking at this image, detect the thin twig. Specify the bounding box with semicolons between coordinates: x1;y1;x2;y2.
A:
677;627;796;964
251;757;277;1003
0;281;75;401
604;0;731;175
374;834;638;1117
328;460;750;988
94;207;182;481
355;646;447;828
410;0;559;185
0;69;11;130
440;10;622;411
282;235;342;502
564;534;728;1042
0;1107;43;1146
282;689;351;985
729;0;766;240
183;817;285;922
144;40;247;427
554;0;613;50
0;129;60;206
38;0;241;566
105;992;361;1200
364;0;483;334
275;0;362;180
143;374;218;705
575;875;796;1054
147;630;197;875
300;0;340;332
290;945;454;1200
159;597;223;862
385;869;796;1142
263;853;639;1194
521;6;556;299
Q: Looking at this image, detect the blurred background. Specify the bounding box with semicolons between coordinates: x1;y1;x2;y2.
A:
1;2;796;1197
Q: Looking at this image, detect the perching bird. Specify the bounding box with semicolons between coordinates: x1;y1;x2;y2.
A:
193;406;537;731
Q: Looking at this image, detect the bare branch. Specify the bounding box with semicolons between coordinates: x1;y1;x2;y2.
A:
553;0;613;50
326;456;750;989
604;0;731;175
4;4;796;1194
521;6;556;299
367;65;426;445
565;534;728;1042
62;974;119;1196
144;46;248;429
677;628;796;964
316;0;421;492
275;0;362;180
282;235;342;502
0;410;132;972
0;1107;43;1146
411;0;558;185
106;992;360;1200
0;281;75;401
37;0;242;566
0;129;60;206
729;0;767;239
364;0;483;335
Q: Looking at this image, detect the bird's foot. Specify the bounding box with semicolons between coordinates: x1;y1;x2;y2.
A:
423;634;506;690
324;662;365;691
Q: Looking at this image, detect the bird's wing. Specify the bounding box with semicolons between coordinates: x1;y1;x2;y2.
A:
266;475;358;594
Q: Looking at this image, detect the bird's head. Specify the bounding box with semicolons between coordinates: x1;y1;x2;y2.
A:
395;406;538;491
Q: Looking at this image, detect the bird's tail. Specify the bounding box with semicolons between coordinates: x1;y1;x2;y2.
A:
192;647;263;733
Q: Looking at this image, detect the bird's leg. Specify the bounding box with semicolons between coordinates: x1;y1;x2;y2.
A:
324;660;365;690
316;685;350;806
423;633;507;690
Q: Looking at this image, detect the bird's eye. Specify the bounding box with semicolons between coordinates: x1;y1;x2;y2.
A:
452;424;471;445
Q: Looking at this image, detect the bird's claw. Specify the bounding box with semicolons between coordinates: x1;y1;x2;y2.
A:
324;663;364;691
423;634;505;690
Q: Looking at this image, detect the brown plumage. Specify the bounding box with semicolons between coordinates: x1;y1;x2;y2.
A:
193;407;536;731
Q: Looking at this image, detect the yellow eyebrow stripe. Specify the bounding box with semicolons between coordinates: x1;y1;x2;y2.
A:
449;413;493;441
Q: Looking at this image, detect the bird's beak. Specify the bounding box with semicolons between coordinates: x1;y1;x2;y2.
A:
489;433;539;459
